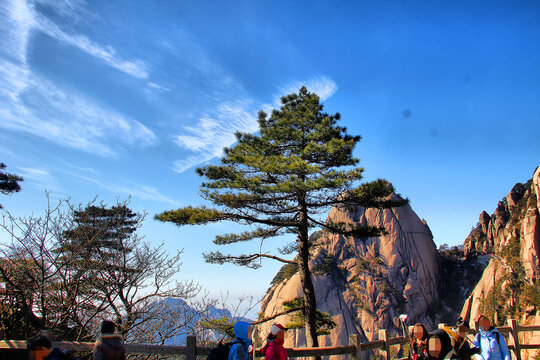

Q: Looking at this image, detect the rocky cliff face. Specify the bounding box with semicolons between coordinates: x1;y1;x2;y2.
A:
258;167;540;352
257;194;466;349
463;179;533;258
461;166;540;327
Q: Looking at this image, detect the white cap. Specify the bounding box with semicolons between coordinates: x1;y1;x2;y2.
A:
270;323;285;335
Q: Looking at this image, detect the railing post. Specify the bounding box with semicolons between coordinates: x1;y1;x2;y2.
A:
349;334;361;360
508;319;521;360
186;335;196;360
379;329;390;360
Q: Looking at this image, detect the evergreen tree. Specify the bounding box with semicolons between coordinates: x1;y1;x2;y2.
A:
156;87;406;347
0;162;23;208
60;202;141;331
62;204;138;263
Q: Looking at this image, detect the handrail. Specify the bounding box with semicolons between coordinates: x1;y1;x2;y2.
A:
2;319;540;359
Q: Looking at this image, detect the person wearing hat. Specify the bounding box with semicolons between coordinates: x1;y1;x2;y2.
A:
473;315;510;360
93;320;126;360
449;318;480;360
261;323;287;360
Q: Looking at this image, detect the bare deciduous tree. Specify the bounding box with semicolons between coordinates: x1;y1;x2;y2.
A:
0;196;213;350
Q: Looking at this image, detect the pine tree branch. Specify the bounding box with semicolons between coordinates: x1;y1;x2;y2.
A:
307;216;386;238
204;251;295;267
252;307;303;325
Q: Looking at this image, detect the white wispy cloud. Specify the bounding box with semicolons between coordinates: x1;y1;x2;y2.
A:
171;76;339;173
172;100;259;173
9;0;150;79
69;172;179;206
0;65;157;156
17;167;62;192
56;158;97;174
41;19;150;79
0;0;158;156
0;0;35;64
275;76;338;106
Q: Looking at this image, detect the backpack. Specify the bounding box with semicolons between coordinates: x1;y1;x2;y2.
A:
207;339;247;360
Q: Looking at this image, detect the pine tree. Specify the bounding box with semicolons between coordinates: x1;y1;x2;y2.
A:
156;87;406;347
60;202;141;330
62;204;138;262
0;162;23;208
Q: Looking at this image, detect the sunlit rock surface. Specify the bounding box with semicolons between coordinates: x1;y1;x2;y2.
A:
257;194;442;348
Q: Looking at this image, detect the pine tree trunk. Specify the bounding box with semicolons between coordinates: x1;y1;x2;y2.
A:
298;198;319;349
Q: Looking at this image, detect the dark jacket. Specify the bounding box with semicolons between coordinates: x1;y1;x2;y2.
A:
45;348;78;360
411;324;430;360
429;329;457;360
93;334;126;360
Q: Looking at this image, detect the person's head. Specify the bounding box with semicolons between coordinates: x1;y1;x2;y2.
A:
426;329;453;360
101;320;116;334
233;321;253;340
268;323;286;341
427;336;441;358
27;335;52;360
411;323;428;341
477;315;491;332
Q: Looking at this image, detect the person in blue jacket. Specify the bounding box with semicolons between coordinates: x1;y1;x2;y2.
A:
228;321;253;360
473;315;510;360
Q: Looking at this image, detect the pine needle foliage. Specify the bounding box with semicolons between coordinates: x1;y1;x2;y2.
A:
282;297;336;336
0;162;23;209
156;87;407;347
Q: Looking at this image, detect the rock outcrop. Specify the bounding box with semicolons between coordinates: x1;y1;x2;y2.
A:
463;176;536;259
460;166;540;359
257;166;540;355
257;194;447;348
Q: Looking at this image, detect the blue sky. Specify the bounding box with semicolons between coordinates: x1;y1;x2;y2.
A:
1;0;540;312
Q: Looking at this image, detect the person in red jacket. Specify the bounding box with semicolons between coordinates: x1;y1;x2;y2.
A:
261;323;287;360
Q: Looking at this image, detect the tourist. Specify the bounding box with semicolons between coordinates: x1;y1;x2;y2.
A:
451;318;480;360
228;321;253;360
426;329;457;360
27;335;76;360
27;335;52;360
473;315;510;360
261;323;287;360
93;320;126;360
410;323;429;360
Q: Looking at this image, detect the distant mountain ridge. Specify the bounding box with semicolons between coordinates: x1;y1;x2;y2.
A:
146;297;248;345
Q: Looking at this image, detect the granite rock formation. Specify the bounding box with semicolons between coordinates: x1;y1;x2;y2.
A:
257;194;445;348
257;167;540;354
460;166;540;359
